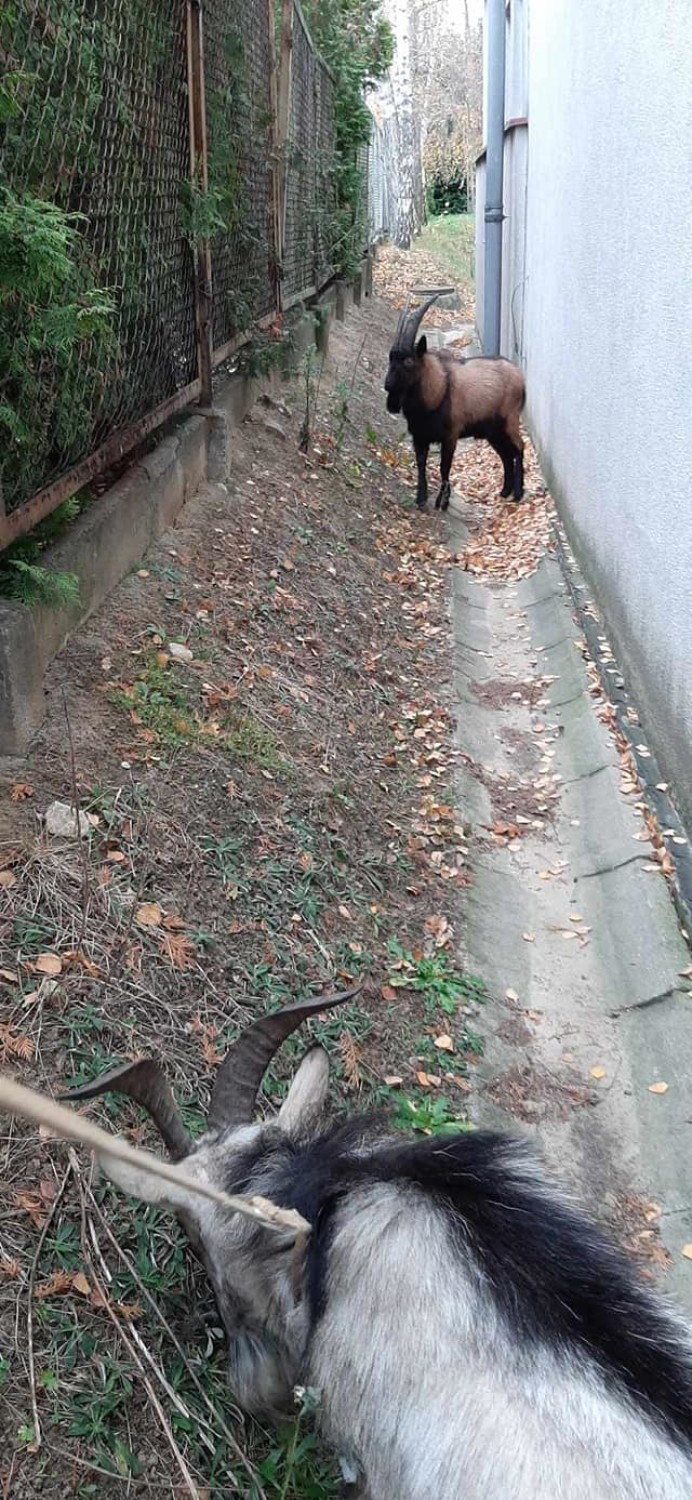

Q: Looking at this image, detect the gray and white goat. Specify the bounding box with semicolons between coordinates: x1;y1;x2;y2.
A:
65;991;692;1499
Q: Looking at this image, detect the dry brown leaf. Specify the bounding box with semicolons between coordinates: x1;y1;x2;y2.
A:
590;1066;606;1081
72;1271;91;1297
682;1244;692;1261
416;1070;432;1088
161;913;188;932
135;901;163;928
160;932;196;971
12;1189;47;1228
9;782;33;802
505;988;519;1002
34;952;62;976
648;1081;669;1095
380;985;397;1002
0;870;17;889
0;1024;34;1062
34;1270;74;1299
113;1299;142;1319
434;1034;454;1053
0;968;18;983
384;1075;403;1088
339;1030;361;1089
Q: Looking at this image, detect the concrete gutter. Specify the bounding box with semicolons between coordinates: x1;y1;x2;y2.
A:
448;504;692;1310
0;279;360;757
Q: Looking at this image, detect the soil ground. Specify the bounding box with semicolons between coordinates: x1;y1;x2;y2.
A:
1;219;690;1497
0;232;481;1499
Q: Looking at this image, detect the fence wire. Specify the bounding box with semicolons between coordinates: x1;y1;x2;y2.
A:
1;0;372;538
204;0;277;349
282;5;318;302
314;61;338;290
0;0;198;517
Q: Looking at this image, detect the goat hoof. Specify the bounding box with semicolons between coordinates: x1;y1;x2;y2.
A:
416;501;428;513
501;486;512;499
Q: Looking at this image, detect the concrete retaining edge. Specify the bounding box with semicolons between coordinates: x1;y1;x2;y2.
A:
0;275;365;757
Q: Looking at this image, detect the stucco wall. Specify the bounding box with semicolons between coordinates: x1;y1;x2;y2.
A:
516;0;692;823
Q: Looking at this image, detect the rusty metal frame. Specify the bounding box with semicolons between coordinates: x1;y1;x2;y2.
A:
0;380;202;551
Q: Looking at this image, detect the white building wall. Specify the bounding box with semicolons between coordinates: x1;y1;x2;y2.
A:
479;0;692;821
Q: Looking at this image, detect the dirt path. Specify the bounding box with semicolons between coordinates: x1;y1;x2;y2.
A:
0;266;475;1497
1;232;691;1497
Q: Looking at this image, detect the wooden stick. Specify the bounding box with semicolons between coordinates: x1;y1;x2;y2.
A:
0;1075;309;1236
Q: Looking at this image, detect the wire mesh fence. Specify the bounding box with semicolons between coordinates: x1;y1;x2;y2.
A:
0;0;374;545
204;0;277;352
282;3;317;304
0;0;198;521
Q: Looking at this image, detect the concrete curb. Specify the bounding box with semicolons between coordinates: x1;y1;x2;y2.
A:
0;280;363;756
447;499;692;1309
553;523;692;940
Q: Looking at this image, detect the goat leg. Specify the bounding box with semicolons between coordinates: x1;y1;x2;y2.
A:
435;438;455;511
513;444;525;501
414;442;429;509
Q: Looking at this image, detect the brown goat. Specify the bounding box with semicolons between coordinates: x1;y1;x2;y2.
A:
384;294;526;510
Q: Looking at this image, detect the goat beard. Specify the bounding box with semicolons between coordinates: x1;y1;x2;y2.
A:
386;392;402;413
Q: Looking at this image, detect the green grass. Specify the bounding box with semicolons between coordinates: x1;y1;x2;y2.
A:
417;212;475;295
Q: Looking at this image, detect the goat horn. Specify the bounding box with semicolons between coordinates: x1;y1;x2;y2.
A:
208;987;361;1131
59;1059;191;1162
394;295;412;343
0;1074;309;1237
401;291;442;349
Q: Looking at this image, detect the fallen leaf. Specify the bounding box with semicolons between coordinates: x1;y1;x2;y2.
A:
35;952;62;976
9;782;33;802
505;988;519;1002
434;1034;454;1053
106;848;126;863
380;985;397;1002
160;932;196;971
0;968;19;983
590;1066;606;1081
384;1075;403;1087
416;1070;432;1088
648;1081;669;1095
682;1244;692;1261
72;1271;91;1297
0;870;17;888
35;1270;74;1299
339;1030;361;1088
135;901;163;928
12;1189;47;1228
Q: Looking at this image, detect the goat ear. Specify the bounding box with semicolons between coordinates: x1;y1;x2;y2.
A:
96;1149;200;1222
416;334;427;357
278;1046;329;1135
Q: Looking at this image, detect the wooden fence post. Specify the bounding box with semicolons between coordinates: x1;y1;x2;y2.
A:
186;0;214;406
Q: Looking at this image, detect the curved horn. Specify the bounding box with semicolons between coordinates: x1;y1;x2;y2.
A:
394;295;412;344
59;1059;191;1162
400;291;442;349
208;987;361;1131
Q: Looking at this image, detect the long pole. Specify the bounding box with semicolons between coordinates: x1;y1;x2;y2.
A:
483;0;506;356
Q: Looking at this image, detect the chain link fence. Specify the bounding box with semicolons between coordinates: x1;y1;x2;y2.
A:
0;0;198;523
204;0;277;351
0;0;373;546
